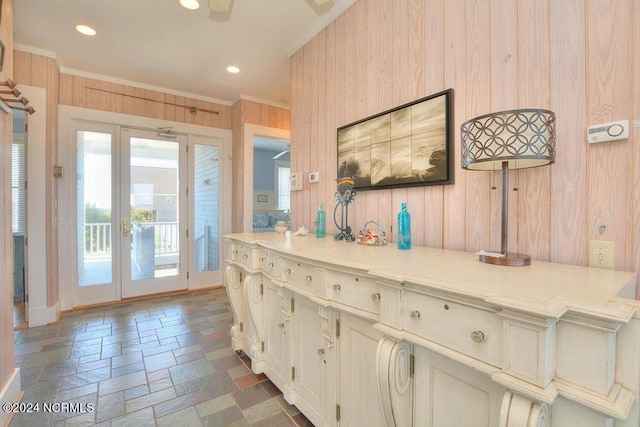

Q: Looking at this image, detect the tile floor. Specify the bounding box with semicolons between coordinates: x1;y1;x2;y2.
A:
11;288;313;426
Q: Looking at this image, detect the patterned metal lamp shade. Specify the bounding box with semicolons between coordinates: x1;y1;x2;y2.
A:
460;109;556;266
461;109;556;171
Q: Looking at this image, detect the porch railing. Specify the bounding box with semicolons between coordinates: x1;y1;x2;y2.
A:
84;222;179;256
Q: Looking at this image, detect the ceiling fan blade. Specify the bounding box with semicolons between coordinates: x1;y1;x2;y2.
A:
208;0;233;12
273;150;289;160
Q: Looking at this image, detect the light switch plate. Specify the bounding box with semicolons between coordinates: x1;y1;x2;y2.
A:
290;172;302;191
309;171;319;183
588;240;614;270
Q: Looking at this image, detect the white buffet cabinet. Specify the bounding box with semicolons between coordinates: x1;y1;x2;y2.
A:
223;232;640;427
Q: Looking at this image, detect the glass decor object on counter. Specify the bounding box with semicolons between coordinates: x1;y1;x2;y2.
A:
357;220;387;246
397;202;411;250
316;204;326;238
334;162;356;241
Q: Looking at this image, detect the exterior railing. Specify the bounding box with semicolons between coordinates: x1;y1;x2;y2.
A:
84;223;111;254
84;221;179;256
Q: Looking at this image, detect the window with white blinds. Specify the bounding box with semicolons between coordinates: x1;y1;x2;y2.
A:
12;136;26;234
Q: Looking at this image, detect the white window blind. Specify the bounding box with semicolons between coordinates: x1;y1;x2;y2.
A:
277;166;290;211
12;139;26;234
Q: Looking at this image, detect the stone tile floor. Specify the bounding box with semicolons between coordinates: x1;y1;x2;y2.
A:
10;288;313;426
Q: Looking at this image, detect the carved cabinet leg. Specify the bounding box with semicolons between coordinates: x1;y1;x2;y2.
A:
244;273;266;373
500;391;549;427
224;265;246;352
377;337;413;427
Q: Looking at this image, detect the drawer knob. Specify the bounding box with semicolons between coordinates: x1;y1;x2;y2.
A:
371;293;381;302
243;254;248;259
279;323;285;329
305;275;313;282
333;284;341;291
286;269;292;274
233;250;238;255
269;262;275;268
471;331;486;343
443;304;450;310
317;348;325;356
410;310;421;319
259;257;265;262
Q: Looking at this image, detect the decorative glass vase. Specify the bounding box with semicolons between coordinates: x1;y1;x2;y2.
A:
397;202;411;250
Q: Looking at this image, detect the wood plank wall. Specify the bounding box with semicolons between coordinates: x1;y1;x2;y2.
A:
14;51;60;307
290;0;640;291
0;0;15;395
57;74;233;130
230;99;291;232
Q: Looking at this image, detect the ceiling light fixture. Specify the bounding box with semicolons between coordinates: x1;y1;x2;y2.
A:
75;25;96;36
226;65;240;74
179;0;200;10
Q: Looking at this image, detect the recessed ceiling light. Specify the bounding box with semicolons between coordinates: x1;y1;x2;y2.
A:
180;0;200;10
75;25;96;36
226;66;240;74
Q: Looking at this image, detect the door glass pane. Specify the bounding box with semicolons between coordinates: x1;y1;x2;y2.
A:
77;131;112;286
194;144;219;273
130;138;179;280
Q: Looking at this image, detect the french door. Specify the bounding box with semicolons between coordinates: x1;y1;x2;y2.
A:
74;123;221;306
120;128;188;298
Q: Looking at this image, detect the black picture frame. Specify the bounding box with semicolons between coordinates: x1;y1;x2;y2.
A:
337;88;454;191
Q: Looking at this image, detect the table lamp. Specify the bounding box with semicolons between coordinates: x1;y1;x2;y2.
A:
461;109;556;266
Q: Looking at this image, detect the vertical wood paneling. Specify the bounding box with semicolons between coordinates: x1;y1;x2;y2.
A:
422;0;445;248
14;49;31;85
307;35;319;229
317;30;328;214
586;0;633;270
231;101;243;232
292;51;305;231
633;0;640;295
325;23;337;235
464;0;492;253
517;0;552;261
549;0;587;265
442;0;467;251
353;0;368;232
58;73;235;130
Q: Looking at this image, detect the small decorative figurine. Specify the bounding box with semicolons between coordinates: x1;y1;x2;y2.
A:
334;162;356;241
357;220;387;246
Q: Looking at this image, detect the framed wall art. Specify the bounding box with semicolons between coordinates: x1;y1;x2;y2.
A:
337;88;454;190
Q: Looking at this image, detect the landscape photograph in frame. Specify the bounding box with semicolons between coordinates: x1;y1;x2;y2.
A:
337;89;454;190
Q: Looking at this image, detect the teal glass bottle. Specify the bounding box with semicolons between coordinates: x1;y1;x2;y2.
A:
316;204;326;238
397;202;411;250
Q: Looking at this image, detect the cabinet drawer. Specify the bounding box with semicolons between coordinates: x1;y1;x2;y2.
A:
229;241;248;264
329;270;382;315
404;292;502;367
263;252;279;279
282;259;317;293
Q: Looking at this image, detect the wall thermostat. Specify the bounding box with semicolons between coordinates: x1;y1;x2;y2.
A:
587;120;629;144
290;172;303;191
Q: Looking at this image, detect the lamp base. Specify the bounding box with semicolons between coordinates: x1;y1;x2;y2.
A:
479;252;531;267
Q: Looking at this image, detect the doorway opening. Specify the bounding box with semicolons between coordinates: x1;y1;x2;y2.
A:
252;136;290;232
12;110;27;328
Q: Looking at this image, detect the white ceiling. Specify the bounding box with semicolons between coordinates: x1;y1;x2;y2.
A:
13;0;356;106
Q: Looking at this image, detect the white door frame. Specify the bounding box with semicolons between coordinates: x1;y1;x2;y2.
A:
58;105;232;310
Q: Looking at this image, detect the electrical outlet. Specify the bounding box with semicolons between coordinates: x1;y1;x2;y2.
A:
588;240;614;270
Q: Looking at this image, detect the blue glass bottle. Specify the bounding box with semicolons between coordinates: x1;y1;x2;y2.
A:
397;202;411;250
316;204;326;238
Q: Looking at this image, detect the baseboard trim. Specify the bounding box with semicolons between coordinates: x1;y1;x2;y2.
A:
0;368;22;427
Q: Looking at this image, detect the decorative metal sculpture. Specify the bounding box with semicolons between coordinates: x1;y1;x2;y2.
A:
334;162;356;241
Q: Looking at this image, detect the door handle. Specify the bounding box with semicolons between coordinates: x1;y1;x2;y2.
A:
123;218;128;236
